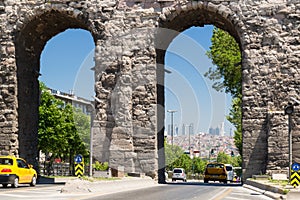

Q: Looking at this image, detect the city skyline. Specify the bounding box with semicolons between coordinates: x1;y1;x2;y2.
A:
166;121;229;137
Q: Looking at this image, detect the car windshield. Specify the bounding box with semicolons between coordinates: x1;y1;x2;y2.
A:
207;164;224;168
173;169;183;173
0;158;13;165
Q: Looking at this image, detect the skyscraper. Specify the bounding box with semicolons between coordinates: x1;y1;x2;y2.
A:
220;122;225;136
182;124;186;135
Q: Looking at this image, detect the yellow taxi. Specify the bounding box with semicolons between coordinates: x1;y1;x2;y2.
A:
204;162;227;184
0;155;37;188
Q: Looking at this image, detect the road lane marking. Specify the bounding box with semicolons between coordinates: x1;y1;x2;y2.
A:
211;188;233;200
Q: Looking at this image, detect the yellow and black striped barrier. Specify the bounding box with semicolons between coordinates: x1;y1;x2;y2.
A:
75;163;84;177
74;154;84;177
291;162;300;187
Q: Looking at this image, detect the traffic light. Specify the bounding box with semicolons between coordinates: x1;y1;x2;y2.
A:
285;103;294;115
231;151;234;157
211;149;214;155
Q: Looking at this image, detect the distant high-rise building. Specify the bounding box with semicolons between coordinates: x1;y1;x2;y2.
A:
182;124;186;135
189;123;194;135
220;122;224;136
215;127;220;135
209;127;214;135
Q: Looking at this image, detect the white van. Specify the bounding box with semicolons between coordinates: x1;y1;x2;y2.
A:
225;164;234;182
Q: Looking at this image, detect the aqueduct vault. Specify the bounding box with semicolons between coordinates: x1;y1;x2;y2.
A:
0;0;300;183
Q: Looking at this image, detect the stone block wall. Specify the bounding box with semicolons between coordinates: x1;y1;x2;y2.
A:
0;0;299;182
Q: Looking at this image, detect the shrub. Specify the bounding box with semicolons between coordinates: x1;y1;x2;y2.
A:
93;161;109;171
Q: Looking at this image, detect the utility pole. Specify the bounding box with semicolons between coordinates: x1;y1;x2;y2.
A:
167;110;177;147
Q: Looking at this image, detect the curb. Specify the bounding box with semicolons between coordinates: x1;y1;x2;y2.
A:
244;179;286;200
245;179;300;199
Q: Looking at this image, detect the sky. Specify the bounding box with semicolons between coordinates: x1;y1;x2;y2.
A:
40;25;235;136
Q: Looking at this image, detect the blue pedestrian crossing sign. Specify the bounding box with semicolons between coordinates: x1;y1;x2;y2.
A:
74;154;83;164
292;162;300;172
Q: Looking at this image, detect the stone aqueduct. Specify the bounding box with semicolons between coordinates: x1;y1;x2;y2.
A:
0;0;300;182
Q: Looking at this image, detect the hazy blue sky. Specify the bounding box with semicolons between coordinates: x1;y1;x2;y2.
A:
40;25;235;135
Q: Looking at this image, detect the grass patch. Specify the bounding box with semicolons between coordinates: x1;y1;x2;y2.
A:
268;179;289;187
283;189;290;195
40;175;120;182
81;176;120;182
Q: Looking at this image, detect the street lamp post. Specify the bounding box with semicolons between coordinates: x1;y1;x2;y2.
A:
188;125;191;150
88;102;96;177
285;103;294;183
167;110;177;147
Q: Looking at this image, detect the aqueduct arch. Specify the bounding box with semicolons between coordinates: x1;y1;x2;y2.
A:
0;0;299;182
156;3;247;180
14;8;97;167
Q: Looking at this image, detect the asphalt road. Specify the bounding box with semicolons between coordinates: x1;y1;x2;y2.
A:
0;181;273;200
85;182;273;200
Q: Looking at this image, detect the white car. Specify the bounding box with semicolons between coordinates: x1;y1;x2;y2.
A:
225;164;234;182
172;168;187;182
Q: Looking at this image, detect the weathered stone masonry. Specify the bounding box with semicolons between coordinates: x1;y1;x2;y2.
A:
0;0;299;182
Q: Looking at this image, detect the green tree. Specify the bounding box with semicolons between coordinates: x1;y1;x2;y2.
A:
217;151;231;164
193;157;207;174
73;107;91;149
227;97;242;155
164;141;208;174
38;82;66;159
206;27;241;97
38;82;88;164
206;27;242;156
216;151;242;168
165;142;185;171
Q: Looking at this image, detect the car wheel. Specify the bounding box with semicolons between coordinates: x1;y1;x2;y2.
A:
2;184;8;188
12;177;19;188
30;176;37;186
204;179;208;183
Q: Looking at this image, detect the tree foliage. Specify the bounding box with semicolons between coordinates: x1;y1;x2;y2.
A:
38;82;89;163
165;142;185;171
192;157;207;174
217;151;242;171
216;151;232;164
205;27;242;98
205;27;242;156
73;107;91;149
227;97;242;155
165;142;207;174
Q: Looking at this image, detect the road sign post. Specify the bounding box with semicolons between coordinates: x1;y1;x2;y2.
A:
74;154;84;177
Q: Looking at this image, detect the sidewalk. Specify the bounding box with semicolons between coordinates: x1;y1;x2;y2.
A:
244;179;300;200
54;176;159;195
